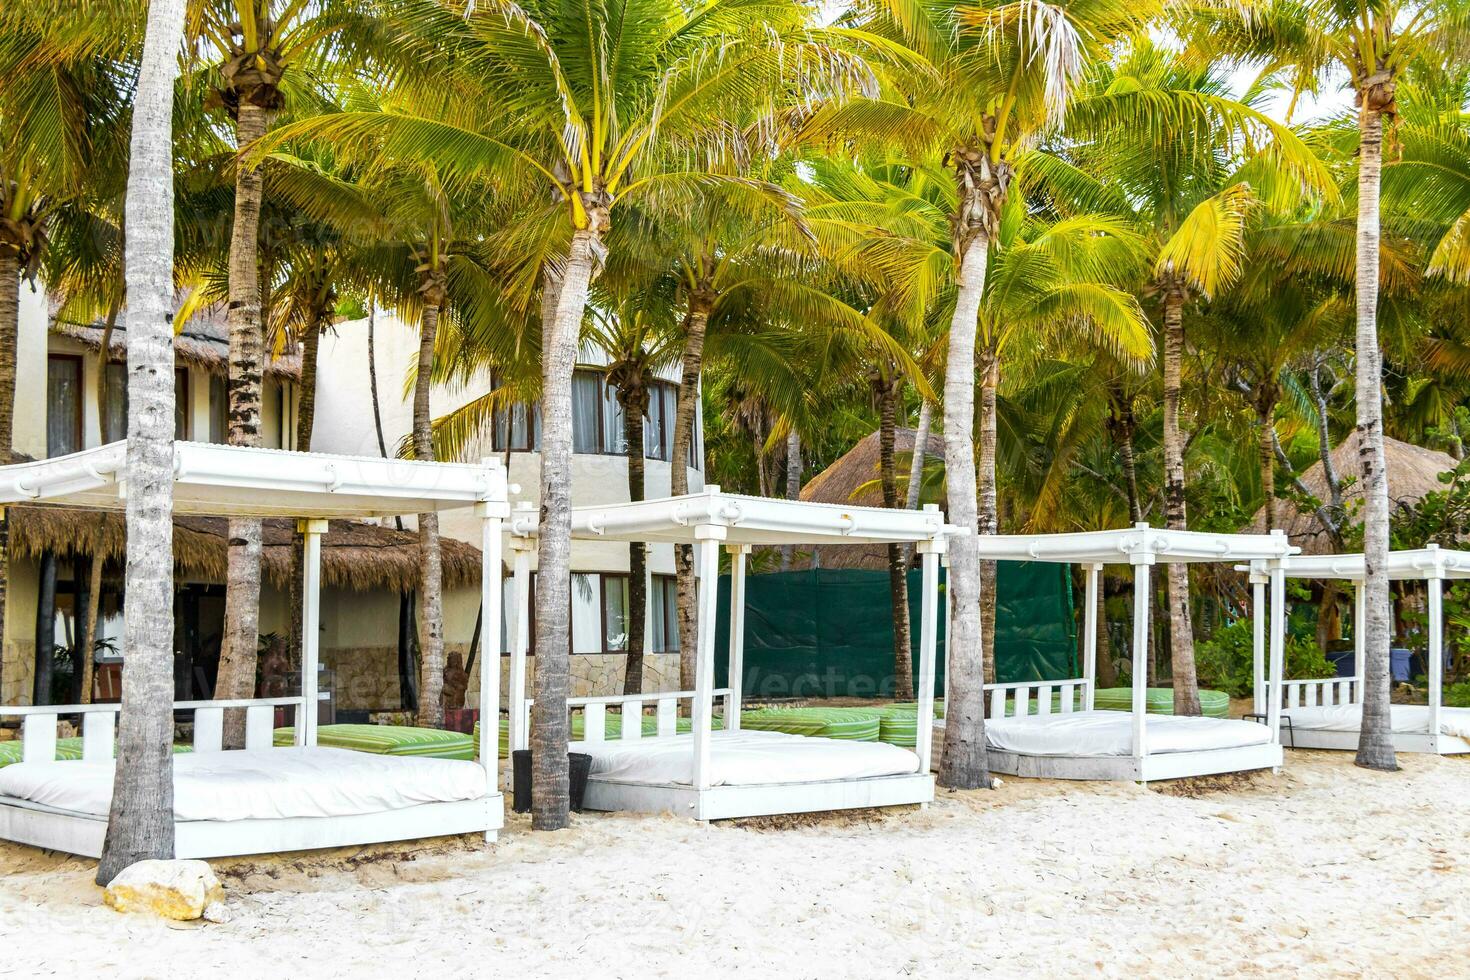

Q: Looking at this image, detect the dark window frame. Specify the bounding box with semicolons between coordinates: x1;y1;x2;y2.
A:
46;353;85;457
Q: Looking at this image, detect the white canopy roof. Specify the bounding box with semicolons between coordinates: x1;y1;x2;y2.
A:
0;441;508;519
508;487;964;547
1244;545;1470;582
974;523;1296;565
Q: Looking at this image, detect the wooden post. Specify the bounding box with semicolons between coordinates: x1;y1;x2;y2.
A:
298;518;328;748
478;504;504;803
1267;563;1286;741
916;541;941;774
691;525;725;792
1251;565;1267;717
1083;563;1101;711
1429;569;1444;744
1130;556;1152;762
508;533;533;754
725;544;750;731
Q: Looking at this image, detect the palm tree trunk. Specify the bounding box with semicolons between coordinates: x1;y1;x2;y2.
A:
780;427;800;570
534;229;601;831
672;293;711;692
414;303;445;728
977;348;999;685
621;382;648;696
1353;97;1398;772
215;101;270;742
32;551;56;704
878;375;914;700
0;248;17;695
1160;287;1200;716
78;552;102;705
1257;397;1277;529
1094;578;1118;687
938;209;991;791
288;317;322;671
97;0;183;882
0;247;18;456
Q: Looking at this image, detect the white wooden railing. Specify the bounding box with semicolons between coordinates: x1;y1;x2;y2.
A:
1279;677;1359;710
0;695;327;764
518;689;734;749
981;679;1092;720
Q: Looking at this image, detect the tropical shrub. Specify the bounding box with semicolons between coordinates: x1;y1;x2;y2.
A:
1195;619;1335;698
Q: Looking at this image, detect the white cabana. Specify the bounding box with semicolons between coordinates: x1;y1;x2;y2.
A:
945;523;1296;782
1246;546;1470;755
0;441;509;859
506;486;962;820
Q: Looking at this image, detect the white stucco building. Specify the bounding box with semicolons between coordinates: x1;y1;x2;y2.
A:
1;287;702;714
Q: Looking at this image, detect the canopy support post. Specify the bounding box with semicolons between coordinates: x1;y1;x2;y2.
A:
1354;582;1366;697
1083;563;1101;712
1251;563;1268;717
941;553;951;721
1129;553;1153;767
509;506;535;755
477;495;507;811
1429;558;1444;745
691;525;725;794
1267;562;1286;744
916;537;943;775
297;518;328;749
725;544;750;730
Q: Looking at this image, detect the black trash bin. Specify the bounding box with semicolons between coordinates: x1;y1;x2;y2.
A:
512;750;593;813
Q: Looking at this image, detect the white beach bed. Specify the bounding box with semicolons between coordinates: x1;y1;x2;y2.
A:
508;488;953;821
573;730;920;786
984;712;1273;757
0;442;510;860
1247;548;1470;756
932;526;1294;783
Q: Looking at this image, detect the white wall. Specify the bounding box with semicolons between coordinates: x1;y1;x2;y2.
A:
14;280;47;460
313;310;704;577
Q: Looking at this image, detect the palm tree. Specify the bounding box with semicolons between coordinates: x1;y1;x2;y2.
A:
586;293;682;695
1039;41;1334;712
96;0;185;885
803;0;1158;787
1185;0;1470;769
194;0;406;743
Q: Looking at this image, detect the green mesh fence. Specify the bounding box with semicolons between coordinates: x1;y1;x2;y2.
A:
714;562;1076;699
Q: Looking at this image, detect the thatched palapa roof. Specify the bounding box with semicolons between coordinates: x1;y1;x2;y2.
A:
51;309;301;381
798;427;944;570
7;507;482;592
1246;434;1459;554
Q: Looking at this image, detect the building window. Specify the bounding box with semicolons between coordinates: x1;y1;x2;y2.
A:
46;354;84;457
570;572;602;654
487;367;699;471
100;364;190;443
208;374;227;443
648;575;680;654
602;574;630;652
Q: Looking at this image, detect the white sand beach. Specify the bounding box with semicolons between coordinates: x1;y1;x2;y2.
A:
2;751;1465;978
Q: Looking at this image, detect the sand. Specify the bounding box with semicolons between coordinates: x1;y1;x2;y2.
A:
1;750;1465;977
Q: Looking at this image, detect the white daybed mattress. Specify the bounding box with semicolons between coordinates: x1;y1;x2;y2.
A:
1285;703;1470;739
983;711;1272;757
572;730;920;786
0;747;487;821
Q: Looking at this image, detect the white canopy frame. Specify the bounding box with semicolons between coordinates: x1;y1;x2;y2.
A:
0;441;510;859
1246;545;1470;755
506;486;962;820
953;523;1296;782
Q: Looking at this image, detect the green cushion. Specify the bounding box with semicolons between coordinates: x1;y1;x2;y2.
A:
737;707;883;741
475;713;697;757
1093;687;1231;718
273;724;476;760
0;736;192;768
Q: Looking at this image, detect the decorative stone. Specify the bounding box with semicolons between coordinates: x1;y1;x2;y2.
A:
103;860;224;921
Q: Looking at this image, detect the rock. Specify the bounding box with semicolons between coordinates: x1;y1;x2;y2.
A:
103;860;224;921
201;901;232;924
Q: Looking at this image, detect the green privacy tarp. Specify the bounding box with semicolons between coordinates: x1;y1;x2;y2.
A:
714;562;1075;699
